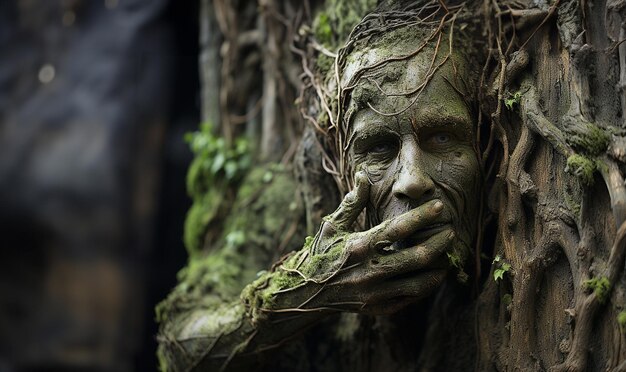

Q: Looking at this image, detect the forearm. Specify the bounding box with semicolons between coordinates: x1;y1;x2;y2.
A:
158;255;329;371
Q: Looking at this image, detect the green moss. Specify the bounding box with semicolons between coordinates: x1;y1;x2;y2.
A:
583;276;611;304
303;238;347;279
240;233;349;324
312;0;377;50
259;270;304;308
156;161;307;370
240;250;308;323
184;187;225;256
618;311;626;331
568;123;610;156
595;158;609;176
155;246;246;324
226;166;302;242
183;122;252;256
157;163;306;324
303;236;314;250
566;154;596;186
316;53;335;74
314;12;333;45
446;242;469;284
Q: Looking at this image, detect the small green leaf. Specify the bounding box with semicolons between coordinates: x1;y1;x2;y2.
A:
224;160;238;179
211;153;225;174
494;268;506;282
493;256;511;282
225;230;245;248
447;252;462;269
504;91;522;110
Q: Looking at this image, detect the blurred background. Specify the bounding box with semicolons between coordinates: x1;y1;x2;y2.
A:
0;0;198;370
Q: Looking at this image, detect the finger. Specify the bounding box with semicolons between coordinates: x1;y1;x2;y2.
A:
371;229;454;278
338;229;452;285
367;199;444;243
325;171;370;231
364;269;447;306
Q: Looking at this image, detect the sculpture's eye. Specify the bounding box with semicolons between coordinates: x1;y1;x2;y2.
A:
432;133;451;145
422;132;455;150
370;142;393;154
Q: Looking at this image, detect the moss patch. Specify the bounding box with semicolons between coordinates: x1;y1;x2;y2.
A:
583;276;611;304
566;154;596;186
157;163;306;324
184;187;225;256
156;163;306;371
240;234;350;323
313;0;377;51
567;122;610;156
183;123;251;256
240;249;308;323
618;311;626;331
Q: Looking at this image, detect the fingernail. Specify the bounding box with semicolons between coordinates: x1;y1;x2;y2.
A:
433;200;443;212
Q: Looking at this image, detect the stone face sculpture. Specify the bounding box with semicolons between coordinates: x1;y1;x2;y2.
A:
158;6;483;371
160;0;626;369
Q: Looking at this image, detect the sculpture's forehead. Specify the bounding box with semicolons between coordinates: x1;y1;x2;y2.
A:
340;27;439;88
349;72;474;137
345;52;472;125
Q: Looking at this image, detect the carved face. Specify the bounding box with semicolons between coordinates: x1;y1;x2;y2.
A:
347;48;481;264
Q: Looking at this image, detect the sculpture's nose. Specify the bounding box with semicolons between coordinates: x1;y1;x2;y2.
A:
392;141;435;205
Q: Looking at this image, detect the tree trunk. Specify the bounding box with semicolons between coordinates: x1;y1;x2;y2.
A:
473;1;626;370
157;0;626;370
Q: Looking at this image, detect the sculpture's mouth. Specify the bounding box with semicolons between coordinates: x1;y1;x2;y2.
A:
392;222;451;250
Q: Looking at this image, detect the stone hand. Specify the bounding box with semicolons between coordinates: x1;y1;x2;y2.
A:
290;171;455;315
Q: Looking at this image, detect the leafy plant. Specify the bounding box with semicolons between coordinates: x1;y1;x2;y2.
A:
185;123;251;198
493;255;511;282
183;123;252;255
504;91;522;110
